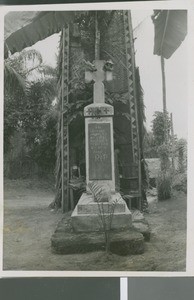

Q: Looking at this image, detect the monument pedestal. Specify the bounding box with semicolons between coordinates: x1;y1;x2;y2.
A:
51;60;146;255
67;59;144;253
71;61;132;233
84;102;115;193
71;193;132;232
71;100;132;233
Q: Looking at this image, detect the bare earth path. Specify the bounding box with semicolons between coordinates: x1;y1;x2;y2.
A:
3;179;186;271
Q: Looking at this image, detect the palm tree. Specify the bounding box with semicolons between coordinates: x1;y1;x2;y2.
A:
4;49;43;94
4;11;75;59
152;10;187;142
151;10;187;199
4;48;58;178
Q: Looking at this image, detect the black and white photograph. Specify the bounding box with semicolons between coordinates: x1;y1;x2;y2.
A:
0;1;193;274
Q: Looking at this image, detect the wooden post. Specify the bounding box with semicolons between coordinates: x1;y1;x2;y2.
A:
123;10;142;209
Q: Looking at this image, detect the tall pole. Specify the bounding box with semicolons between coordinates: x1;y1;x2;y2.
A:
123;10;142;209
161;55;168;143
160;11;170;144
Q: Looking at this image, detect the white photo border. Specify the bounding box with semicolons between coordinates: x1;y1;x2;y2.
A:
0;0;193;277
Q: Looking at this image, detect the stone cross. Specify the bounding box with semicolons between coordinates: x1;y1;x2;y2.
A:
85;60;113;104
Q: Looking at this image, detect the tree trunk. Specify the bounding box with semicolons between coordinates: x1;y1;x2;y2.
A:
161;55;168;143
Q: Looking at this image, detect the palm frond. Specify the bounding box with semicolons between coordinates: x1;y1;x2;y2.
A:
4;11;75;58
152;10;187;59
4;62;27;94
23;49;43;64
35;65;57;77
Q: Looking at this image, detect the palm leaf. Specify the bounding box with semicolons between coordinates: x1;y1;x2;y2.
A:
152;10;187;59
19;49;43;65
4;62;27;93
4;11;77;58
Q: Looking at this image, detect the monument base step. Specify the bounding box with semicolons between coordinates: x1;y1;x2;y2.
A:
71;192;132;232
132;210;151;241
51;216;144;256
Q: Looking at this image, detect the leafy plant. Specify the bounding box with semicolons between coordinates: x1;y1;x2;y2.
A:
152;111;171;147
158;143;171;171
176;138;187;173
172;172;187;194
88;181;119;253
4;49;58;177
143;131;158;158
156;142;172;200
157;170;172;200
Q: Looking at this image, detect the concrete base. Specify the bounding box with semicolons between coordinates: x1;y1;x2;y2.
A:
132;210;151;241
51;215;144;256
71;193;132;232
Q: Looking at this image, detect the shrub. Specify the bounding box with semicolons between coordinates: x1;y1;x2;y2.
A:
157;171;172;200
172;172;187;193
158;143;171;171
88;182;118;253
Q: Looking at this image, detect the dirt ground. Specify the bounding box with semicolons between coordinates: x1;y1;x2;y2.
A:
3;179;186;271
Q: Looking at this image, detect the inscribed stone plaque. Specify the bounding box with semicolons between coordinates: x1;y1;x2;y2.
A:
88;123;112;180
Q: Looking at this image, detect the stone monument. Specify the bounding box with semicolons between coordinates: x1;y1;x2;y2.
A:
71;60;132;232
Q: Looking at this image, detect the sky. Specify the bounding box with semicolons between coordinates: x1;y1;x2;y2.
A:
132;10;188;139
31;10;188;139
